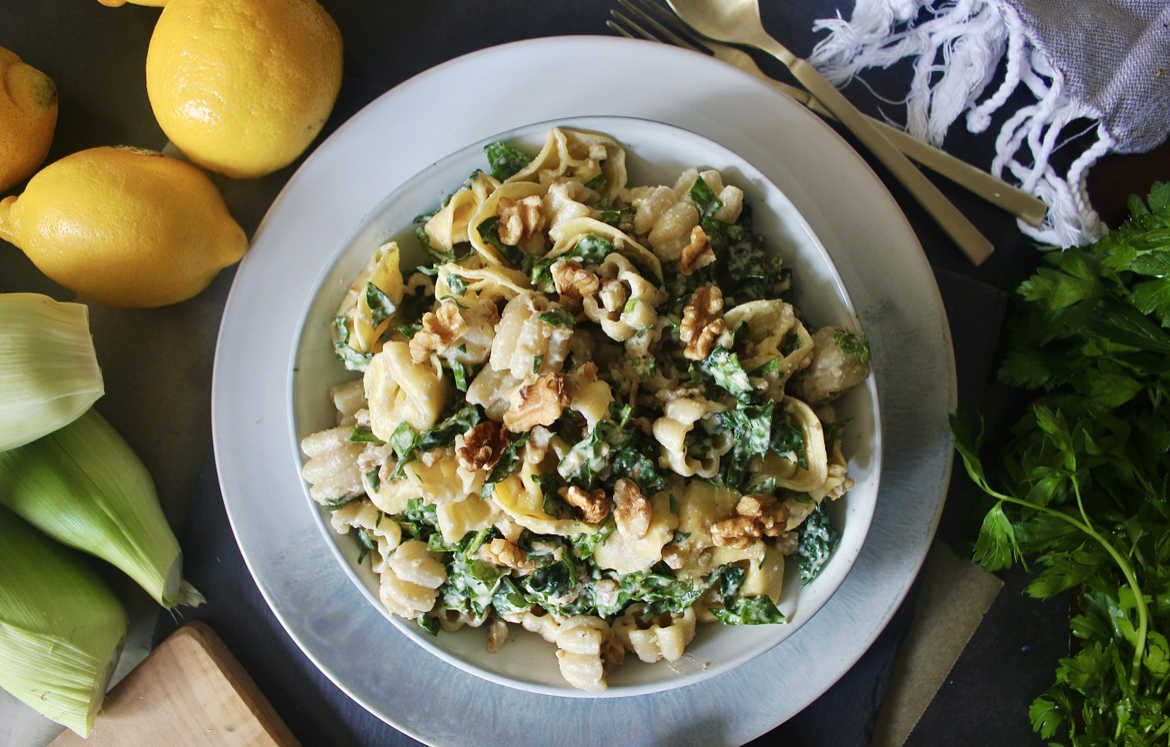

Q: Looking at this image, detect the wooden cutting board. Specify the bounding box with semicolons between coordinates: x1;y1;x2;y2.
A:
51;621;300;747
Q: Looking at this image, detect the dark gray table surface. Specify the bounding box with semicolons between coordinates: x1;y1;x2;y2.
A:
4;1;1160;745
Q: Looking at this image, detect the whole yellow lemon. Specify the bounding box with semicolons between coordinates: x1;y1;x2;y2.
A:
0;146;247;308
145;0;343;179
0;47;58;193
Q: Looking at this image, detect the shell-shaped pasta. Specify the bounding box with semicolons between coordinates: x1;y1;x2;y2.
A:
545;181;594;230
783;495;819;530
518;608;567;640
555;616;610;655
808;434;853;503
367;475;417;516
328;379;366;427
787;326;870;406
403;448;469;506
670;168;703;199
436;493;500;545
389;539;447;589
593;491;678;574
364;341;449;440
612;604;697;663
629;185;677;236
760;396;829;492
566;366;613;432
424;171;500;253
489;461;595;536
435;262;531;304
332;241;405;355
722;299;814;384
300;426;367;504
458;298;500;365
489;293;575;382
675;480;739;542
739;541;786;604
651;397;731;479
647;200;699;261
330;499;402;575
582;254;663;349
671;168;745;224
466;365;523;421
508;127;628;199
379;565;438;619
553;616;614;693
546;217;662;282
467;181;548;264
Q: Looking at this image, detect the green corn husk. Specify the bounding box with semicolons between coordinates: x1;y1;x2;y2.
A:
0;293;104;452
0;408;203;609
0;504;127;737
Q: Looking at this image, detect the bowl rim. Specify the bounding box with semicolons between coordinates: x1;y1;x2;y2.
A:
286;113;883;698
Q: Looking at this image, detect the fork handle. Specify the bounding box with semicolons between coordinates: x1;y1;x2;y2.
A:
786;57;995;264
798;96;1047;226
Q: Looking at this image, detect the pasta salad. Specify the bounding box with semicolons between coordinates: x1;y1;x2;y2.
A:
299;127;871;692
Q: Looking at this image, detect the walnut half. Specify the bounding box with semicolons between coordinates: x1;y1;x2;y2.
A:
678;225;716;276
560;485;609;524
409;301;467;363
709;515;761;550
735;494;790;537
456;420;510;472
680;286;727;361
551;259;601;313
481;538;535;571
497;195;546;246
503;372;570;432
710;494;795;549
612;478;651;539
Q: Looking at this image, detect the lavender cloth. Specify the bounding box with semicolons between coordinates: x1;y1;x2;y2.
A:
1004;0;1170;152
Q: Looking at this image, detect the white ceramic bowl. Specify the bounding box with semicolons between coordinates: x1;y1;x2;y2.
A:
289;116;881;698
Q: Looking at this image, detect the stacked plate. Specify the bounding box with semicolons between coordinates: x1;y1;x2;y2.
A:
212;36;955;747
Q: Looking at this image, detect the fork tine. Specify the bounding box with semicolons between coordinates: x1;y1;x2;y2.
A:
608;10;678;49
624;0;693;37
618;0;711;54
606;18;637;39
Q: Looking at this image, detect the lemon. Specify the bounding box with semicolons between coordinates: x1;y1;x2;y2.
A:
145;0;343;179
0;47;58;193
0;146;247;308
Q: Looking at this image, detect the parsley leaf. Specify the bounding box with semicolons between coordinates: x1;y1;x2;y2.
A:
952;182;1170;745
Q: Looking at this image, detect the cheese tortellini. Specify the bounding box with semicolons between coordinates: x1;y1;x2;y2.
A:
299;127;871;691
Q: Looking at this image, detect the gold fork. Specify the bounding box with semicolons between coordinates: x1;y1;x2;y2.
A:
608;0;1046;228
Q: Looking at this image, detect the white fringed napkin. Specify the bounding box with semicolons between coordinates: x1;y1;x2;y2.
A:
808;0;1170;248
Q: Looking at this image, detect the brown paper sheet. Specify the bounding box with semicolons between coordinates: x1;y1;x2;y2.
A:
871;540;1004;747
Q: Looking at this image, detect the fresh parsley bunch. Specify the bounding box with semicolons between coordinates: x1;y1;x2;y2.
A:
953;182;1170;746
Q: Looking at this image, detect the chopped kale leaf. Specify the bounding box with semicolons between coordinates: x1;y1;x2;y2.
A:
836;330;872;364
770;404;808;469
365;282;397;326
348;425;385;445
688;174;723;221
484;140;531;181
796;501;839;586
332;316;373;372
538;307;577;327
700;346;754;398
711;594;786;625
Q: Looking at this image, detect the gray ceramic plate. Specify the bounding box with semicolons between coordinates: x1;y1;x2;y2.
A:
212;36;956;747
